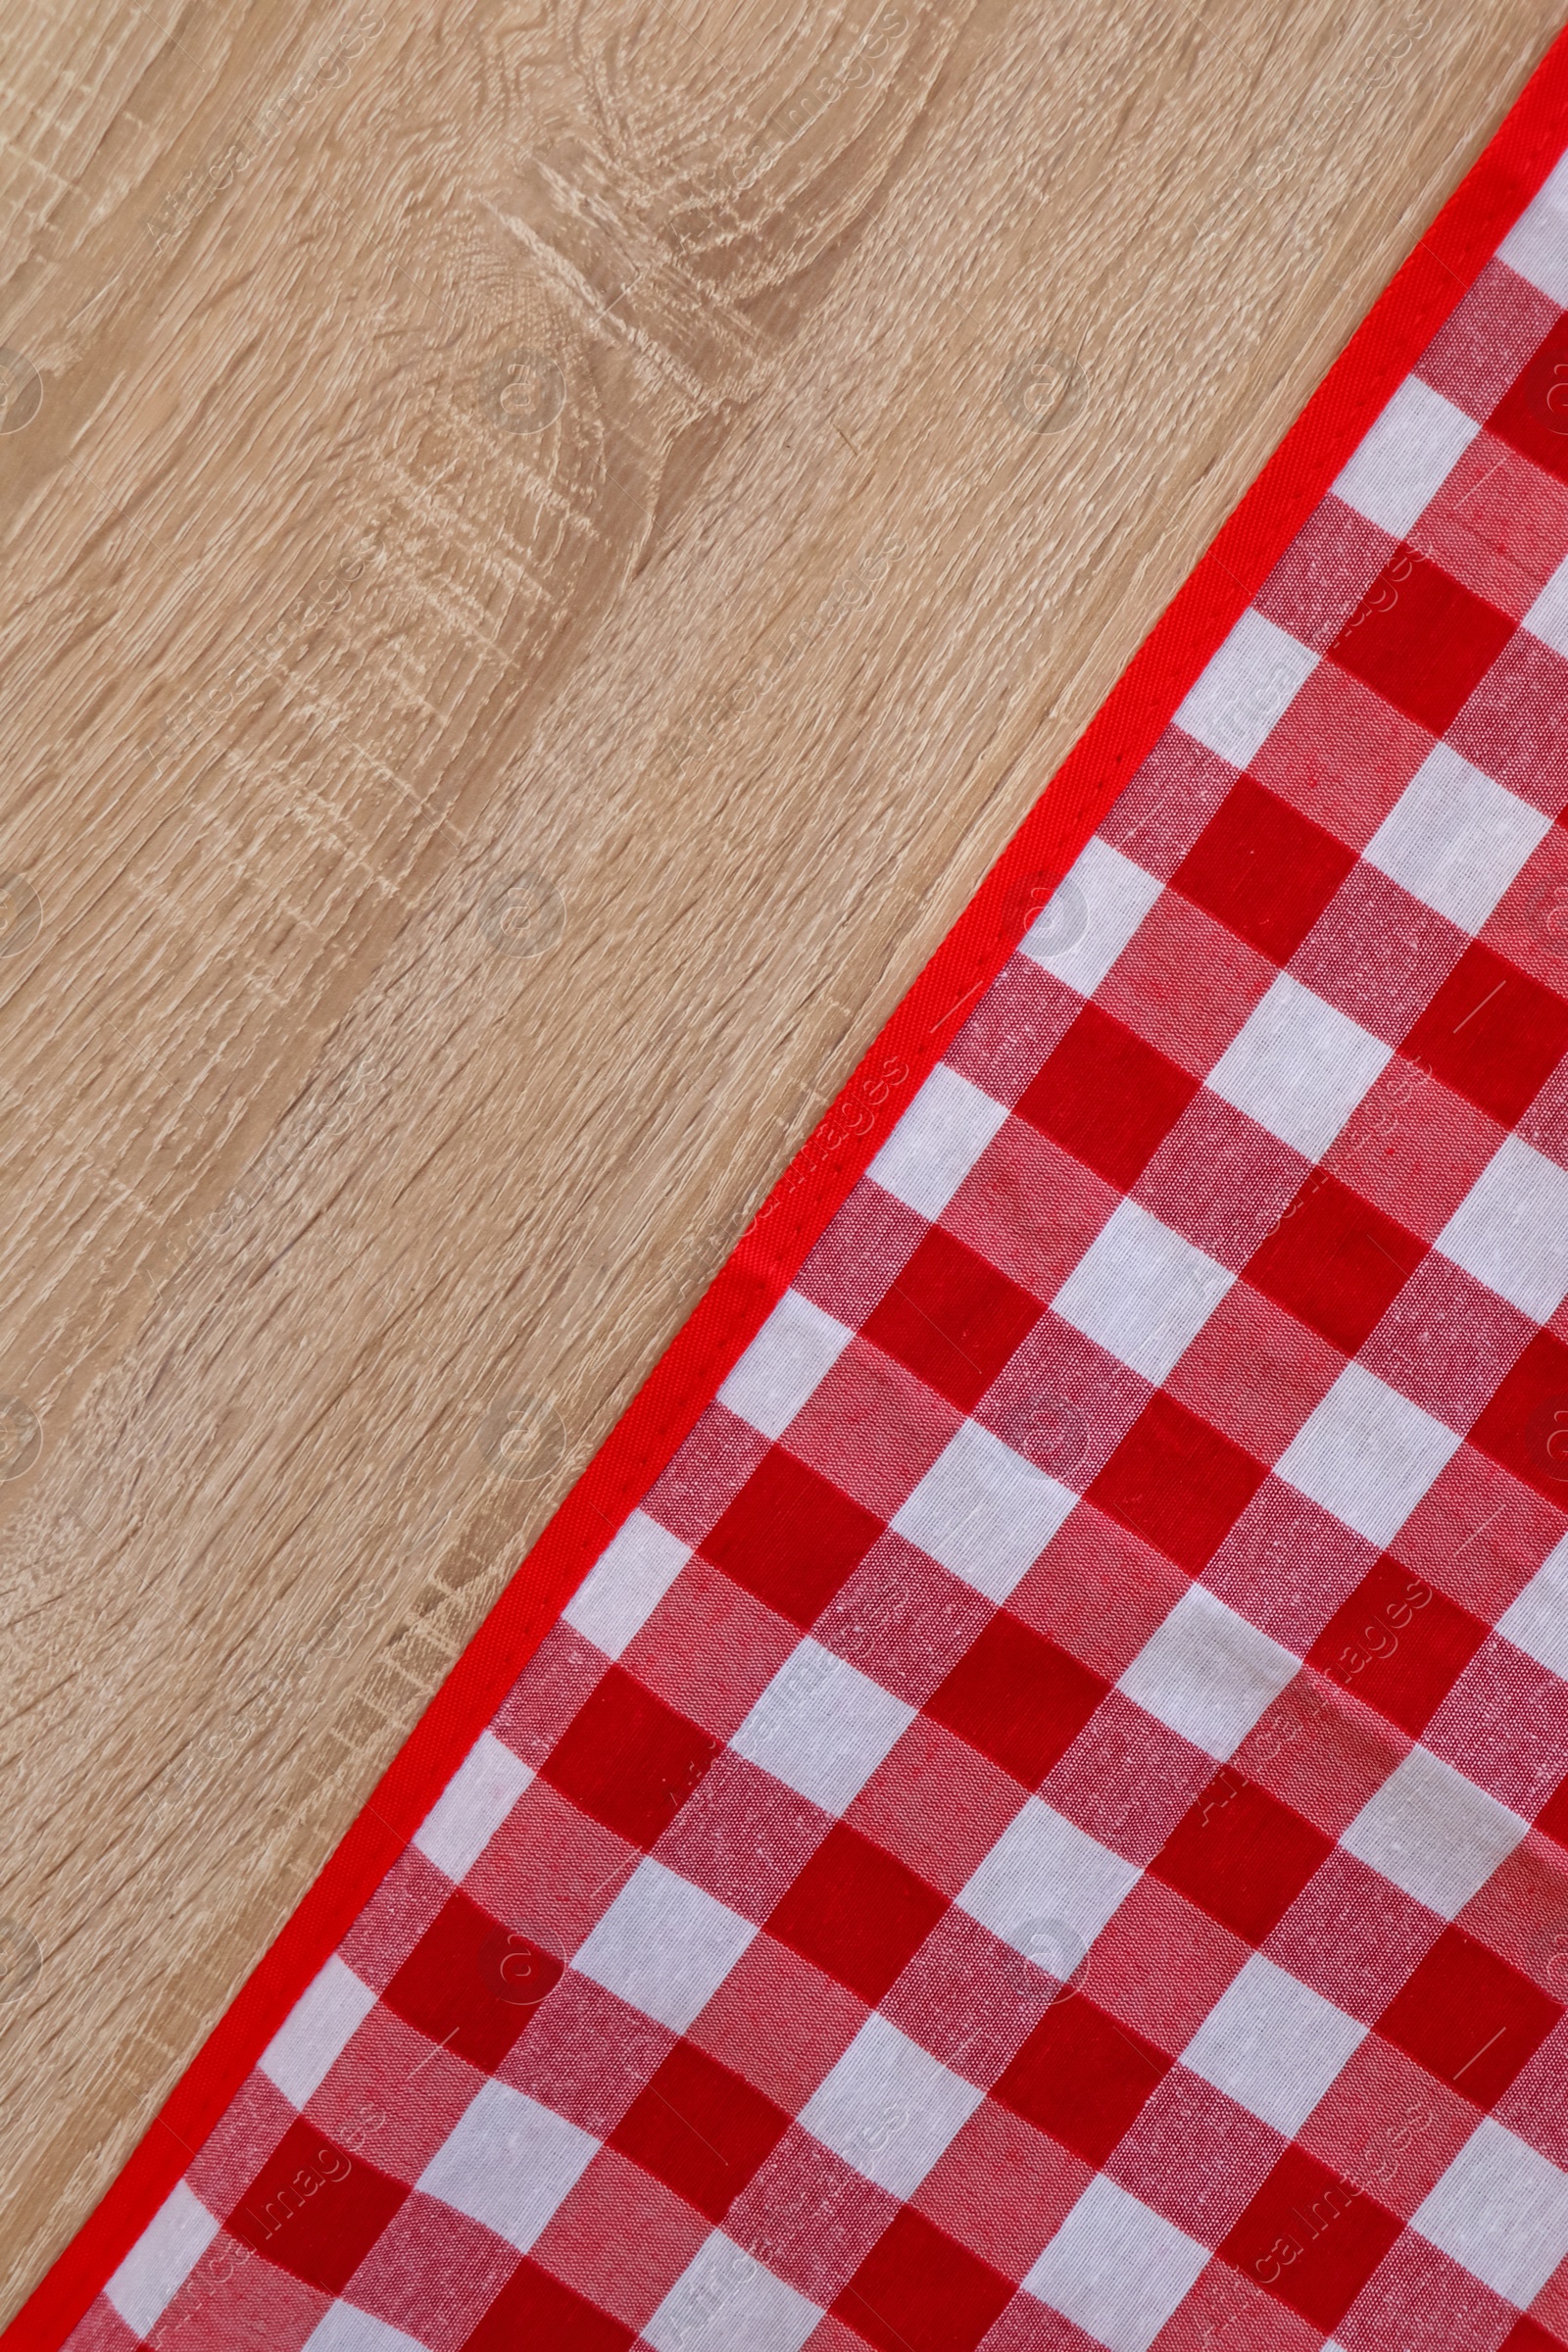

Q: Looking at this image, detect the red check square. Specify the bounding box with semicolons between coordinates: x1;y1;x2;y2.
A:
946;953;1084;1107
795;1178;927;1333
683;1932;867;2112
348;2195;524;2347
1359;1255;1535;1437
1291;859;1468;1050
924;1613;1109;1788
911;2102;1093;2283
1007;1501;1190;1683
640;1400;769;1548
1087;1393;1268;1575
382;1891;563;2075
785;1338;960;1519
1253;491;1397;652
726;2128;898;2306
1401;942;1568;1129
1015;1004;1200;1190
1099;722;1241;877
498;1970;671;2142
833;2206;1015;2352
700;1446;885;1625
1305;1557;1489;1737
1135;1090;1312;1272
1265;1849;1446;2026
1096;887;1276;1080
1329;546;1516;735
846;1712;1033;1898
225;2120;408;2297
880;1903;1058;2083
1377;1926;1564;2107
461;2260;634;2352
1107;2066;1286;2244
1242;1170;1425;1355
620;1554;798;1745
861;1225;1042;1411
1417;256;1560;422
993;1997;1172;2168
528;2147;710;2332
1427;1639;1568;1819
812;1538;996;1713
1219;2144;1403;2331
1487;310;1568;484
539;1666;721;1850
1171;775;1358;962
1164;1286;1345;1469
1294;2032;1477;2222
942;1118;1119;1310
1044;1690;1215;1868
1152;1777;1336;1946
1449;629;1568;817
1326;1061;1507;1243
607;2038;791;2220
764;1822;948;2005
1469;1329;1568;1503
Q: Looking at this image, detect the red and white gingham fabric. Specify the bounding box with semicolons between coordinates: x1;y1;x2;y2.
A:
67;157;1568;2352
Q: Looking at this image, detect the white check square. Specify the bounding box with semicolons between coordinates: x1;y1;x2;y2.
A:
1182;1953;1366;2135
1206;972;1394;1161
1053;1200;1233;1385
1526;548;1568;660
1117;1587;1298;1761
1413;2118;1568;2305
958;1796;1141;1955
1025;2176;1209;2352
1020;835;1164;998
1499;150;1568;307
1275;1362;1461;1547
717;1290;856;1442
305;2309;428;2352
104;2183;220;2335
892;1418;1077;1601
800;2012;985;2197
1437;1131;1568;1323
867;1062;1008;1220
1173;608;1320;770
258;1955;377;2110
412;1731;534;1884
573;1858;756;2031
563;1510;692;1660
1341;1746;1528;1921
1498;1532;1568;1678
730;1640;914;1814
419;2078;598;2252
1331;377;1480;539
646;2234;821;2352
1364;744;1549;935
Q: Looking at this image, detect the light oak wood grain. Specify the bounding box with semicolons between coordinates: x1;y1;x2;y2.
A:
0;0;1556;2313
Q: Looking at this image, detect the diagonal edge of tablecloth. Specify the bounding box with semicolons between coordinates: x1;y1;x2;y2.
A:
12;24;1568;2351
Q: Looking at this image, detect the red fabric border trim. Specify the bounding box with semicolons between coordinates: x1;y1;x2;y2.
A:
12;29;1568;2348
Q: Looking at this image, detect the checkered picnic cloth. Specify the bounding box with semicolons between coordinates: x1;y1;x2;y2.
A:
66;148;1568;2352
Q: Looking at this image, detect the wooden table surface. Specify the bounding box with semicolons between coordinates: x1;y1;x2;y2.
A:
0;0;1558;2315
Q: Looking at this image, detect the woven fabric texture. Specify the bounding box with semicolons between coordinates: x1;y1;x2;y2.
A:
64;149;1568;2352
